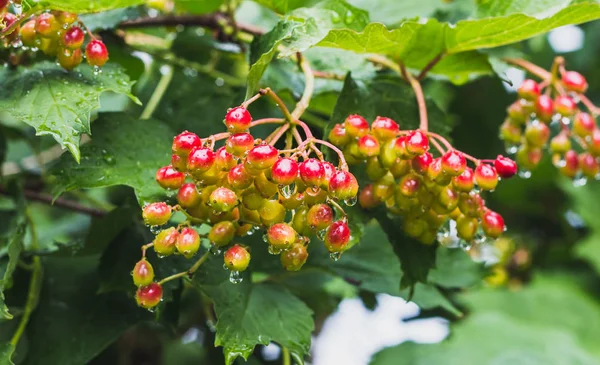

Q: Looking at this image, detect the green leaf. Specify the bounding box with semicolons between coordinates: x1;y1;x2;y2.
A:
48;113;173;206
0;62;139;162
77;206;138;256
475;0;584;18
400;283;461;317
40;0;145;13
175;0;224;14
0;343;15;365
346;0;453;24
195;259;314;364
79;7;142;31
427;247;485;289
0;223;25;320
252;0;289;14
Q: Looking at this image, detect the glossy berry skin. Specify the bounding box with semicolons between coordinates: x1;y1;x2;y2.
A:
405;130;429;155
453;167;475;192
172;131;202;157
209;187;238;212
2;13;19;41
176;227;200;258
329;170;359;200
562;71;588;93
57;48;83;71
226;133;255;157
281;243;308;271
61;26;85;49
371;116;399;141
589;129;600;157
573;112;596;137
20;20;37;47
227;164;254;190
35;13;59;37
535;95;554;122
500;119;522;144
85;40;109;67
171;154;186;172
175;183;200;208
224;244;251;271
554;95;577;116
456;215;478;242
357;135;381;157
136;283;163;309
550;133;572;154
271;158;299;186
57;12;78;25
187;147;216;175
299;158;325;187
215;146;236;171
411;152;433;175
142;202;172;226
494;155;518;179
246;144;279;170
267;223;297;250
560;150;579;178
517;79;540;100
154;227;179;256
474;164;498;191
307;204;334;231
208;221;236;247
224;107;252;133
344;114;369;138
481;210;505;238
329;123;351;146
259;200;286;226
359;184;381;209
133;259;154;287
156;165;185;190
525;122;550;148
441;150;466;176
324;221;351;252
398;174;420;197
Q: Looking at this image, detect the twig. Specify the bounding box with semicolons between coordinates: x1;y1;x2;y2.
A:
417;52;445;80
502;58;551;80
292;53;315;120
140;64;174;120
312;139;348;170
401;63;428;131
267;124;290;146
0;187;106;217
158;251;210;284
282;347;291;365
367;54;404;79
259;88;294;122
579;94;600;116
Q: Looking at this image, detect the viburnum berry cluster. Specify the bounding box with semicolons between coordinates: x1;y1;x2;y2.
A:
328;114;517;247
500;57;600;183
0;6;108;71
133;88;359;310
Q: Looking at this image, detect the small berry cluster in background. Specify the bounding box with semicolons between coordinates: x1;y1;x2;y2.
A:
133;97;359;309
329;114;517;248
0;4;108;71
500;58;599;184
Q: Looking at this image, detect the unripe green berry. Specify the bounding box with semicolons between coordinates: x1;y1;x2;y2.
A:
549;133;571;154
259;200;286;226
154;227;179;256
208;221;236;247
292;207;312;236
266;223;297;250
499;119;522;144
142;202;172;226
456;215;478;241
280;243;308;271
209;187;238;212
371;116;399;141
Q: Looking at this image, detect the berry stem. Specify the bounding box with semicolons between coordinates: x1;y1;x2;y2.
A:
462;152;481;166
81;22;98;41
401;63;429;131
174;204;206;224
417;52;446;80
327;197;347;217
502;58;551;80
429;137;446;155
367;54;404;79
267;124;290;146
427;132;453;150
292;128;304;145
291;53;315;120
295;120;314;139
249;118;286;127
578;93;600;116
140;64;174;120
259;88;295;123
141;243;154;257
282;347;291;365
158;251;211;285
241;92;263;109
313;139;348;170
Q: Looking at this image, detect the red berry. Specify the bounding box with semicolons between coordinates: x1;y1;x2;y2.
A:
224;107;252;133
321;161;336;188
172;131;201;157
357;135;381;157
589;129;600;157
215;146;236;171
398;173;420;197
524;121;550;148
224;244;251;271
328;123;351;146
0;0;9;9
208;221;236;247
35;13;59;37
573;112;596;138
579;153;599;178
481;210;505;238
441;150;466;176
562;71;588;93
156;165;185;190
142;202;172;226
393;135;410;159
474;164;498;191
324;220;351;252
371;116;399;141
61;26;84;49
266;223;297;250
517;79;540;100
452;167;475;192
171;154;186;172
246;144;279;170
209;187;238;212
411;152;433;175
176;227;200;258
19;20;37;47
280;243;308;271
136;282;163;309
57;48;83;71
405;130;429;155
535;95;554;121
271;158;299;186
307;203;334;231
85;39;109;67
328;170;359;200
2;13;19;41
494;155;517;179
560;150;579;178
226;133;255;157
358;184;381;209
299;158;325;187
227;164;254;190
132;258;154;287
177;183;201;208
187;147;216;175
344;114;369;138
154;227;179;256
554;95;577;116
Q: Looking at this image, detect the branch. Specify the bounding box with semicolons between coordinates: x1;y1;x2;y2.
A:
401;63;428;131
291;53;315;120
0;187;106;217
417;52;445;80
502;58;551;80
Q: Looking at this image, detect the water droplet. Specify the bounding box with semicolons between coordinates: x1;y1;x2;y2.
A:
344;10;355;24
573;175;587;187
262;233;268;243
149;225;161;234
279;184;293;198
215;78;224;87
518;169;531;179
229;270;243;284
329;252;342;261
92;66;102;76
504;142;518;155
343;196;357;206
210;244;222;255
268;245;282;255
102;150;116;165
331;11;341;23
317;228;327;240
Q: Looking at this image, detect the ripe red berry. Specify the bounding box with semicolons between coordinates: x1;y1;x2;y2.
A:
517;79;540;100
535;95;554;121
20;20;37;47
562;71;588;93
560;150;579;178
344;114;369;138
142;202;172;226
329;123;351;146
299;158;325;187
573;112;596;138
324;220;351;252
307;203;334;231
271;158;299;186
554;95;577;116
589;129;600;157
371;116;399;141
224;107;252;133
246;144;279;170
208;221;236;247
579;153;599;178
524;122;550;148
85;39;109;67
2;13;19;41
452;167;475;192
280;243;308;271
35;12;59;37
154;227;179;256
481;210;505;238
171;154;187;172
392;135;410;159
494;155;517;179
224;244;251;271
132;258;154;287
156;165;185;190
474;164;498;191
328;170;359;200
215;146;236;171
405;130;430;156
411;152;433;175
357;135;381;157
176;227;200;258
321;162;336;187
227;164;254;190
226;133;255;157
441;150;466;176
209;187;238;212
172;131;202;157
57;48;83;71
358;184;381;209
136;282;163;309
176;183;200;208
187;147;216;175
398;173;420;197
266;223;297;250
61;26;85;49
